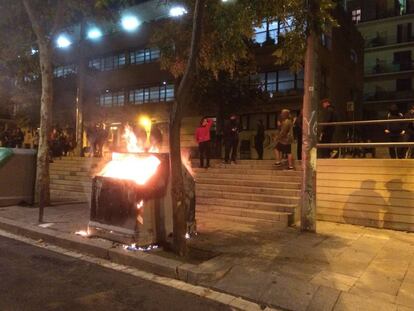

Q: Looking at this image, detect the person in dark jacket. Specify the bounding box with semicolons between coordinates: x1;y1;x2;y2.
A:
319;98;337;158
223;114;240;164
195;117;213;168
385;104;406;159
405;104;414;158
254;120;265;160
293;110;303;160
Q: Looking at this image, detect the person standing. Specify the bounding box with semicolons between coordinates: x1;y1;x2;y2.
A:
254;120;265;160
385;104;406;159
405;104;414;158
195;117;213;168
319;98;337;158
223;114;240;164
293;110;303;160
274;109;294;170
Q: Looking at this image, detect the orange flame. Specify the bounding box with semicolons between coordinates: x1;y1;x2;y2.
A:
99;153;160;185
97;125;161;185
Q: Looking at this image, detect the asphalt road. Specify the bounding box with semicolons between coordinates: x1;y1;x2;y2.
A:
0;236;232;311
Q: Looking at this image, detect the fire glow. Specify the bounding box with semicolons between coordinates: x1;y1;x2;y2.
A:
97;123;161;185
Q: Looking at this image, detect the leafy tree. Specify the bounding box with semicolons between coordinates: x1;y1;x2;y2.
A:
151;0;337;253
0;0;99;222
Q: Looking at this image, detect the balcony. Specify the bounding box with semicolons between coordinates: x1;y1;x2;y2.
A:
364;89;414;102
364;34;414;48
364;60;414;76
361;7;414;23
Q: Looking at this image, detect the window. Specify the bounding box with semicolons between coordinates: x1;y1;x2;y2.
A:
130;48;161;65
53;64;77;78
128;84;175;105
352;9;361;24
250;70;303;93
98;91;126;107
253;18;294;45
88;53;126;71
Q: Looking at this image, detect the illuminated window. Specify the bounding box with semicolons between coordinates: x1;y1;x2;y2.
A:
352;9;361;24
88;53;126;71
128;84;175;105
253;18;294;45
250;70;304;93
53;64;77;78
130;48;160;64
98;91;125;107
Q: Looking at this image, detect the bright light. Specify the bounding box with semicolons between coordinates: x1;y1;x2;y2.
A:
87;28;102;39
31;48;38;55
169;6;188;17
56;35;72;48
121;15;140;31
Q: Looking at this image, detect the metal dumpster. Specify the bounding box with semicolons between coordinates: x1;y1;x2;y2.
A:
0;148;36;206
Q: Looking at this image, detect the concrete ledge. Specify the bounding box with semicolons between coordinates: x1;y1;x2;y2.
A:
0;216;230;285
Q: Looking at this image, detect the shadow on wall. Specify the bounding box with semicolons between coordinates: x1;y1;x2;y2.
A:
384;179;414;225
343;179;389;228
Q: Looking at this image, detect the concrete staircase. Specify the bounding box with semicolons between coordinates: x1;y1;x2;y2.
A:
49;157;105;202
193;160;302;229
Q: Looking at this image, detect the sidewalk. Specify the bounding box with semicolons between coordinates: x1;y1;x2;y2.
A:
1;203;414;311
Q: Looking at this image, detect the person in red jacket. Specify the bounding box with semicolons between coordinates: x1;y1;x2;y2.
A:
195;117;213;168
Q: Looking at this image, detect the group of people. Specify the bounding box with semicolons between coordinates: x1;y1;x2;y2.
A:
0;127;26;148
385;103;414;159
49;127;76;158
195;110;301;170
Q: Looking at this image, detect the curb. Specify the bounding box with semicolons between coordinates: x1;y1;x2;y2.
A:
0;216;231;285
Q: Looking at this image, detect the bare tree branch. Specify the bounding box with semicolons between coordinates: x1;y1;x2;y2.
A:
22;0;47;43
50;0;66;37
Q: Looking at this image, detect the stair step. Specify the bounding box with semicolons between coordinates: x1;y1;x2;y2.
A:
196;211;288;229
50;183;91;192
196;177;300;189
197;189;299;205
193;167;301;176
196;184;300;196
197;204;291;223
50;190;89;202
196;197;296;213
50;175;93;182
196;172;301;182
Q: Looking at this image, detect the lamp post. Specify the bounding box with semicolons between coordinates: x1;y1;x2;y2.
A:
75;20;86;156
301;0;320;232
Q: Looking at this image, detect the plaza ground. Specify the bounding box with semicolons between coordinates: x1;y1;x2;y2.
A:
0;203;413;311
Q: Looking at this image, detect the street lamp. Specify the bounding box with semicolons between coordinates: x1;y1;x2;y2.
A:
87;27;103;40
169;6;188;17
121;15;141;31
56;34;72;48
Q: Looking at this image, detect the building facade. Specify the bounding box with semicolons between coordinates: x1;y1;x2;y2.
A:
50;0;363;158
347;0;414;118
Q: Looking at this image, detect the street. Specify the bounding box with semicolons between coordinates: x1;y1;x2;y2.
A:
0;236;232;311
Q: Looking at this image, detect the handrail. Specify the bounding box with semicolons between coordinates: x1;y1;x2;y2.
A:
317;142;414;148
319;118;414;127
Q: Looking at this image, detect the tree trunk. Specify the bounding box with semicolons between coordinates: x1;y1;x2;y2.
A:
75;20;86;156
300;27;320;232
169;0;206;255
36;40;53;222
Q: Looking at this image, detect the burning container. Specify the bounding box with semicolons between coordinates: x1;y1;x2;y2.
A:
88;151;173;245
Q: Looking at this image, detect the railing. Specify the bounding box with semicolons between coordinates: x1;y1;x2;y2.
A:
317;118;414;158
364;61;414;75
361;8;414;23
364;34;414;48
364;90;414;102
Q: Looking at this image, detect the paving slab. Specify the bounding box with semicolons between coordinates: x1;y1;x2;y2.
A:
260;274;319;311
311;271;358;292
306;286;341;311
333;292;398;311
